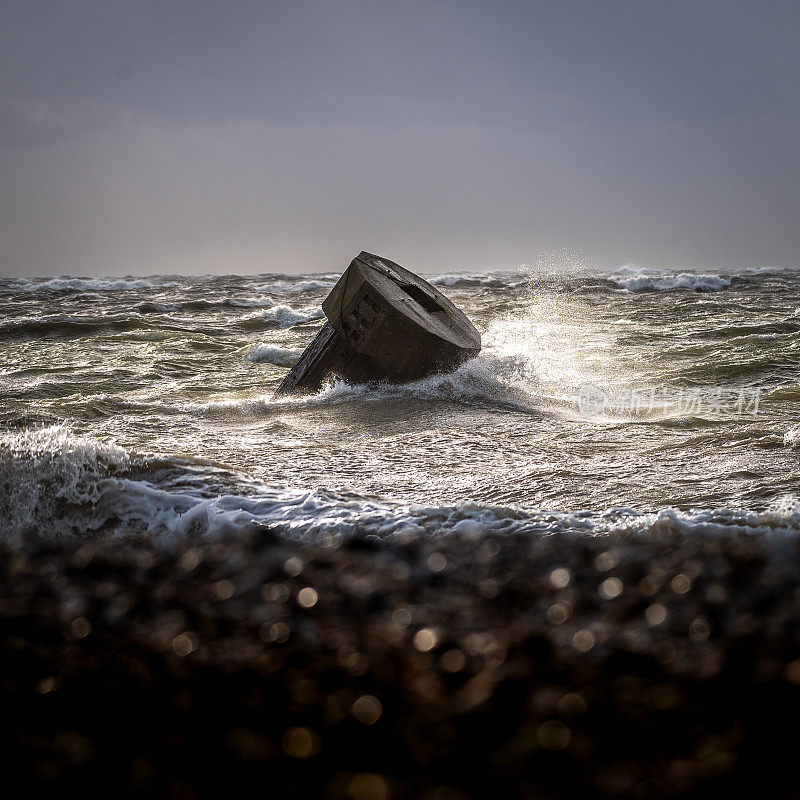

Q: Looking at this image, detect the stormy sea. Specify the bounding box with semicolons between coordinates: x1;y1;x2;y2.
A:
3;263;800;797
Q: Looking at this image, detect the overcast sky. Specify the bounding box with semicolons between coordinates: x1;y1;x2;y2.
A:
1;1;799;276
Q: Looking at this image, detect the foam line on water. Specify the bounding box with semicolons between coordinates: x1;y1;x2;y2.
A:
175;296;278;311
4;425;800;543
608;270;733;292
13;277;156;292
199;356;542;416
254;279;336;294
428;271;528;289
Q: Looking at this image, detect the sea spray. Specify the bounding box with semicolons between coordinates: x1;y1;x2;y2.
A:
0;425;128;538
1;266;798;526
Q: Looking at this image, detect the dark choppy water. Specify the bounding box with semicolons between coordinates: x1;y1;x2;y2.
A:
1;265;799;540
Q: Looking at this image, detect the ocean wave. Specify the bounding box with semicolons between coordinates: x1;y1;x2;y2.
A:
741;266;798;275
312;356;536;411
15;277;156;292
176;296;277;312
199;355;539;416
0;425;129;538
255;279;337;294
0;313;145;340
429;272;527;289
246;344;303;366
785;427;800;448
0;425;529;540
608;270;733;293
0;425;278;540
238;304;325;329
135;301;180;314
4;426;800;542
615;502;800;538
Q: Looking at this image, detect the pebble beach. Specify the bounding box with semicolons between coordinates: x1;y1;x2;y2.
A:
5;527;800;798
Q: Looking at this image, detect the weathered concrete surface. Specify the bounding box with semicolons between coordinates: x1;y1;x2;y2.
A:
276;252;481;394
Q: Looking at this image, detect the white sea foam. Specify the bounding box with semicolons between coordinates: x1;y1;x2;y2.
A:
198;355;538;416
4;425;800;542
5;424;800;543
609;270;732;292
240;304;325;328
785;427;800;448
611;502;800;538
255;279;336;294
429;271;527;289
18;277;156;292
246;344;303;366
137;301;180;313
225;296;278;308
0;425;276;540
0;425;129;538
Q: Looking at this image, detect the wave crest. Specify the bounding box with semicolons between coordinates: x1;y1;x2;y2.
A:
0;425;128;538
609;270;733;293
0;313;145;340
239;304;325;329
246;344;303;366
429;272;527;289
16;277;155;292
255;278;336;294
199;355;539;417
785;427;800;448
4;427;800;543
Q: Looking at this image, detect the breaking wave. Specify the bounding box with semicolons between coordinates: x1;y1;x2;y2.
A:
255;279;337;294
3;426;800;543
176;296;278;311
246;344;303;366
609;270;733;293
0;425;129;538
14;277;156;292
785;427;800;448
429;271;527;289
0;313;146;340
136;301;180;314
199;355;540;416
239;304;325;329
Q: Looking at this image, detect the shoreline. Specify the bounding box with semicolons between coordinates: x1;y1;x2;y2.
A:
3;527;800;797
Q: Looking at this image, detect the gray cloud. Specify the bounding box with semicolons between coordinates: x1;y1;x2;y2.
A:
1;0;799;275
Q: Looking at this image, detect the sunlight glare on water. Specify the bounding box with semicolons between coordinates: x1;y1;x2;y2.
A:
1;264;799;539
